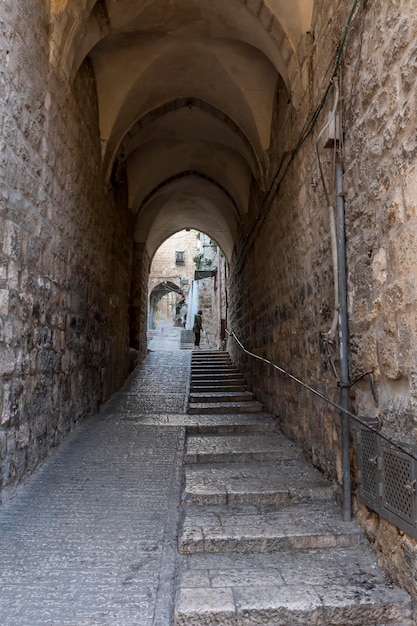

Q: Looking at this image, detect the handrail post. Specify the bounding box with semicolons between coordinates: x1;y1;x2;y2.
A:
336;161;352;522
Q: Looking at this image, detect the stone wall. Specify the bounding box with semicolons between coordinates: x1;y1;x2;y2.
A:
228;0;417;600
228;0;349;479
130;242;150;355
197;276;219;348
149;230;198;289
0;0;132;501
343;0;417;600
343;0;417;441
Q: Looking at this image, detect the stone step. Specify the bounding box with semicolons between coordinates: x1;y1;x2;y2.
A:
185;432;302;464
180;352;413;625
193;349;230;359
190;375;247;390
182;460;335;506
191;359;238;370
191;359;232;365
191;364;233;371
188;401;263;415
189;391;254;404
190;380;246;389
191;362;233;368
174;548;413;625
178;501;365;555
191;367;239;375
191;373;244;381
190;383;248;393
191;355;230;362
186;413;278;435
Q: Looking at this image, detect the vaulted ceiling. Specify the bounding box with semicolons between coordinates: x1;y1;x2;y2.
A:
49;0;314;260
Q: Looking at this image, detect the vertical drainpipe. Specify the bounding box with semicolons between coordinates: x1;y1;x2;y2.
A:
336;161;352;522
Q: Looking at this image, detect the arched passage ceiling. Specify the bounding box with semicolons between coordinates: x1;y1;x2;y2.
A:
50;0;314;261
135;176;239;261
149;281;184;307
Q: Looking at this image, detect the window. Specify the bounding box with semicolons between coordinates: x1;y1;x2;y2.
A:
175;251;185;265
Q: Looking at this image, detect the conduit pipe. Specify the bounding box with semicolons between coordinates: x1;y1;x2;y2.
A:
336;160;351;522
316;82;339;341
316;82;351;520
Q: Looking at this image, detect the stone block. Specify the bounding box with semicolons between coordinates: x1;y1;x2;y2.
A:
0;288;9;314
234;584;322;624
0;346;15;377
175;588;236;626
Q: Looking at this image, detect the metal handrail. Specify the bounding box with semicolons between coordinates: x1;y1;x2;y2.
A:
226;329;417;463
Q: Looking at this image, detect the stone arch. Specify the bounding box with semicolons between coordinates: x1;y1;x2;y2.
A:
116;97;260;215
134;176;239;263
148;280;184;329
138;171;241;220
49;0;110;75
111;97;263;187
242;0;305;106
46;0;315;362
149;280;183;298
99;38;275;173
49;0;312;104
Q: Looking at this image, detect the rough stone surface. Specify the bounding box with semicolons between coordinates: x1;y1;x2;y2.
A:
175;352;413;625
0;349;188;626
0;0;133;499
183;460;335;507
185;432;302;463
226;0;417;598
2;0;417;606
179;500;365;555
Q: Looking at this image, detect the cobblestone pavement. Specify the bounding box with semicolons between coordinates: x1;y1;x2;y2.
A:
0;335;191;625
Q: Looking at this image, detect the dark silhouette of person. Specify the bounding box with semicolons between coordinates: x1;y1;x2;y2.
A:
193;310;203;348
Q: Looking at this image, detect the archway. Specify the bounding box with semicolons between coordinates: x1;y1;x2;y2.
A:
148;281;184;330
146;230;228;350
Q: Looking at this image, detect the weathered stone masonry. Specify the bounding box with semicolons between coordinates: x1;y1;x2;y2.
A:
228;0;354;480
0;0;132;501
343;0;417;597
228;0;417;599
1;0;417;606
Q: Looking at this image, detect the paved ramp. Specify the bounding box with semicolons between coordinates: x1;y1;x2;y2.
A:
0;350;189;626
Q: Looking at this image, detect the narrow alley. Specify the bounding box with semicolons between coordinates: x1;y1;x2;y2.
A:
3;1;417;616
0;328;412;625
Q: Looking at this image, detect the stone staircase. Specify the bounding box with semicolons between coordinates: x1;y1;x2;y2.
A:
174;350;413;625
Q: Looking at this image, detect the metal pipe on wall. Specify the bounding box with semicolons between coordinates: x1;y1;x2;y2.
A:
336;161;352;522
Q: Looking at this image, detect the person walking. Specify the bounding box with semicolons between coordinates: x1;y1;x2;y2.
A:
193;310;203;349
